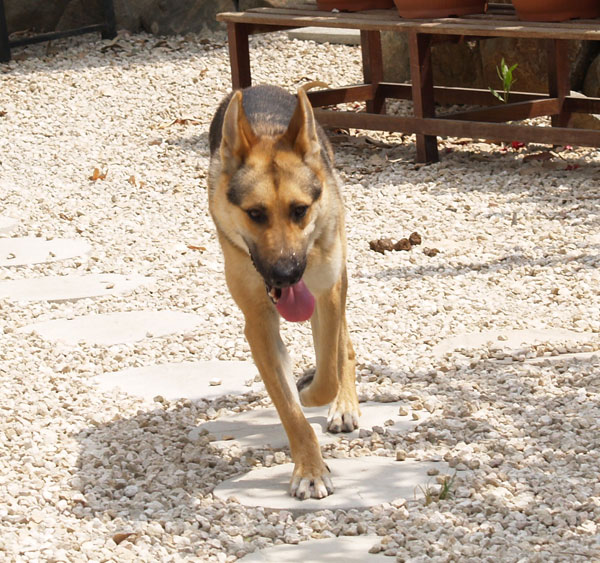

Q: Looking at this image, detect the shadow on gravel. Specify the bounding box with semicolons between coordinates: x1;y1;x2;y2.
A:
374;353;600;515
360;244;600;282
72;396;258;522
71;352;599;551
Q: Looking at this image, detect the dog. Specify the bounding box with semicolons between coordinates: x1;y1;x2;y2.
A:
207;85;359;500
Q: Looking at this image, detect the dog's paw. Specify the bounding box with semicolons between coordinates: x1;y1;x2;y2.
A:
327;399;360;433
289;463;334;500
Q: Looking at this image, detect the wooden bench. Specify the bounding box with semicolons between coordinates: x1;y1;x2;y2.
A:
217;3;600;163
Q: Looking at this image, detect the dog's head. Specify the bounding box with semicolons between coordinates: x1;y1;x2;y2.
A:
210;88;336;294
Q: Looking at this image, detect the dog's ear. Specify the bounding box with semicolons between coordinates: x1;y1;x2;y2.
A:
283;89;321;165
221;90;257;169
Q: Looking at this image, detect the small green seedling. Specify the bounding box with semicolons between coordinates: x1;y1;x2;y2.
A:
438;473;456;500
417;472;457;506
489;58;518;104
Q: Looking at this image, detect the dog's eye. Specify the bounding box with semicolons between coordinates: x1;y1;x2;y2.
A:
292;205;309;221
246;208;267;224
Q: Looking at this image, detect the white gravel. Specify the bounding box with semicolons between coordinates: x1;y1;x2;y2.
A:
1;29;600;562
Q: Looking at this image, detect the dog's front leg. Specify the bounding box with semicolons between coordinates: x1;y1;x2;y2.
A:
244;312;333;499
299;268;360;432
220;238;333;498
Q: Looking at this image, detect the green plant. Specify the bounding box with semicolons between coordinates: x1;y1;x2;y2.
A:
417;472;457;506
489;58;518;103
438;472;456;500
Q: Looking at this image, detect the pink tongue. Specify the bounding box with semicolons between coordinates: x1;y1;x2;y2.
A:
275;280;315;322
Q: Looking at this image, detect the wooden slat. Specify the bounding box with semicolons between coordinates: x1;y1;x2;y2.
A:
447;98;561;122
241;4;600;30
313;109;600;146
217;8;600;40
307;84;376;106
564;96;600;114
308;83;600;114
240;4;600;30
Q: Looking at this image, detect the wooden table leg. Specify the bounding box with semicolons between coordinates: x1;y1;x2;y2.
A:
101;0;117;40
361;30;385;114
547;38;571;128
0;0;10;63
227;22;252;90
408;31;439;163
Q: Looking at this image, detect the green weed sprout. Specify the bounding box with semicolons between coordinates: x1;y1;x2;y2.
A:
489;58;518;103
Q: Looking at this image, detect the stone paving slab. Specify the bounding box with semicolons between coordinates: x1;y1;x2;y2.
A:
241;535;388;562
0;273;151;303
0;216;18;234
19;310;203;346
202;402;428;451
0;237;91;266
433;328;594;359
215;457;451;513
525;351;600;365
287;27;361;45
94;360;262;400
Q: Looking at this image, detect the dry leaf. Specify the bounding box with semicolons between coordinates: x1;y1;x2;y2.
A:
0;110;7;117
112;532;135;545
89;168;107;181
522;151;553;163
161;117;202;128
128;175;136;186
187;245;206;251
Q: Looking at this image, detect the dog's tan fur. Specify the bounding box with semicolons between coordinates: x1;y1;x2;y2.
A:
208;85;359;499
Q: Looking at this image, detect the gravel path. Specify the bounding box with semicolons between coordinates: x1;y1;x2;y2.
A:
1;30;599;562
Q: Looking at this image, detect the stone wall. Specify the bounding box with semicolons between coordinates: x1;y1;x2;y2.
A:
4;0;297;37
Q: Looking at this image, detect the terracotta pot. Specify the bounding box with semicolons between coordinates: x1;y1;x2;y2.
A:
512;0;600;22
317;0;395;11
393;0;487;18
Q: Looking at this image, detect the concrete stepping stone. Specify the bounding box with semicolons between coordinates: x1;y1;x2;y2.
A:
19;310;202;346
433;328;594;359
94;361;262;401
215;457;450;513
287;27;360;45
241;535;388;562
0;237;90;266
202;402;429;451
0;216;17;234
0;273;151;303
525;351;600;365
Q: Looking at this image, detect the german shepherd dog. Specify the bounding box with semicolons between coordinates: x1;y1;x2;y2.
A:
208;85;359;499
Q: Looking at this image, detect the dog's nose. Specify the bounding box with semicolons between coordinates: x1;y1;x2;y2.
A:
270;258;303;288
